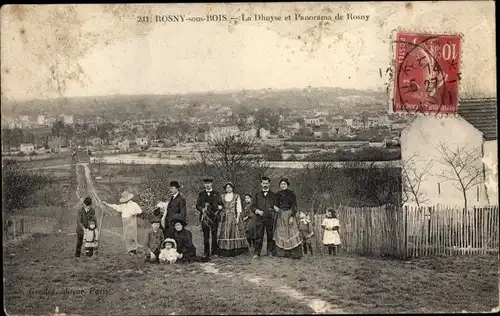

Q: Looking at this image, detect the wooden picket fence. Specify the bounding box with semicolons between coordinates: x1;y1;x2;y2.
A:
310;204;499;258
403;205;499;257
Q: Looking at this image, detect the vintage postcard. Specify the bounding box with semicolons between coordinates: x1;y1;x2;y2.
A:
1;2;498;315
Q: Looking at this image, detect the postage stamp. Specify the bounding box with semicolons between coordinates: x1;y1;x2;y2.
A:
393;32;462;114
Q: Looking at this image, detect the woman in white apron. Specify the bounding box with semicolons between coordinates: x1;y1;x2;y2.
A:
103;191;143;255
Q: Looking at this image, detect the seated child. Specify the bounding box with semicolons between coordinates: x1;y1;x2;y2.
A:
321;208;341;255
145;214;165;263
298;211;314;255
159;238;181;264
84;220;99;257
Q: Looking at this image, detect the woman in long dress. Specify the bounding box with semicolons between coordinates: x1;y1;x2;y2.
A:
103;191;143;255
218;182;249;257
273;178;303;259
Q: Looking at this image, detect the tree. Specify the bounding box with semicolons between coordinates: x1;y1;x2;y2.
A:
401;154;432;207
2;160;54;211
255;108;280;133
436;142;485;210
51;120;65;137
204;135;261;184
262;146;283;161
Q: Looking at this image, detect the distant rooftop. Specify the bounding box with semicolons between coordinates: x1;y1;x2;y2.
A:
458;98;497;141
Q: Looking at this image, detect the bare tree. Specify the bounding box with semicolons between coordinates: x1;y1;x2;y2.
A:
204;135;261;183
402;154;432;207
436;142;485;210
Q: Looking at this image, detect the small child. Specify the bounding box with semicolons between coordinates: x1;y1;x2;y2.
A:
159;238;181;264
242;193;257;248
298;211;314;255
321;208;341;255
145;214;165;263
83;220;99;257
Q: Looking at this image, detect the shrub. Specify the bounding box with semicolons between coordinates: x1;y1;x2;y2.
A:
262;146;283;161
2;160;55;211
29;151;38;156
17;151;25;157
138;153;147;157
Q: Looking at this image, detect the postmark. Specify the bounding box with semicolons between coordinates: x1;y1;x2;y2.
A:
393;32;461;114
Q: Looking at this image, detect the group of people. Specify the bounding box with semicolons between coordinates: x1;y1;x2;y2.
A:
75;176;342;262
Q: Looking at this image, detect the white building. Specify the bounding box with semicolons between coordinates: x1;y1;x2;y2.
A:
37;115;46;125
135;136;149;146
63;115;74;125
259;127;271;140
241;128;258;139
208;125;240;140
401;102;496;209
458;99;497;205
20;143;35;154
304;118;321;126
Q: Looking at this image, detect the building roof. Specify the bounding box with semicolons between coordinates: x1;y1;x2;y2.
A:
458;98;497;141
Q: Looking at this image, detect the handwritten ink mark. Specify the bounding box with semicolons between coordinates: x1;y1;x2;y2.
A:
448;59;458;71
403;63;416;76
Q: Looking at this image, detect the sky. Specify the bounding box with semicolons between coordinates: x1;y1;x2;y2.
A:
0;2;496;102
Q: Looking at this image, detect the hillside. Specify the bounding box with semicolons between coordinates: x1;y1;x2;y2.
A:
1;87;387;117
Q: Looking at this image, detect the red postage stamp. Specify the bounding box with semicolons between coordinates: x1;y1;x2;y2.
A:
393;32;461;114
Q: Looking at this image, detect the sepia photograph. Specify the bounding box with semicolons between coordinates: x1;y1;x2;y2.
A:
1;2;498;315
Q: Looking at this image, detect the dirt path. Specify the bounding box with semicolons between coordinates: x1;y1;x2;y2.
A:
76;161;347;314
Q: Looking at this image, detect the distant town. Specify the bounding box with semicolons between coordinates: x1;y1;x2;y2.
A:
1;101;408;161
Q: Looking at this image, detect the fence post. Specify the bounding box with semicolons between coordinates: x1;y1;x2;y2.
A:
404;206;408;259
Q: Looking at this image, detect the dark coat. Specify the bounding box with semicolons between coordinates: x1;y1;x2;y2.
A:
166;193;187;225
275;189;298;216
146;229;165;253
172;229;197;260
251;190;277;222
76;207;97;234
195;190;223;221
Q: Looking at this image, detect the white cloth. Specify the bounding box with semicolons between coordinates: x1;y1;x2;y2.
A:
159;248;179;263
122;216;139;252
157;201;169;209
322;218;341;245
224;193;242;214
107;201;143;219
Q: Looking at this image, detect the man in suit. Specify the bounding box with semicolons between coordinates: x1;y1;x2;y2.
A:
75;196;98;258
162;181;187;238
252;176;277;258
195;176;223;259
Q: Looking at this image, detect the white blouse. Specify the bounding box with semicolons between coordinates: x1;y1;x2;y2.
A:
224;193;242;214
107;201;143;218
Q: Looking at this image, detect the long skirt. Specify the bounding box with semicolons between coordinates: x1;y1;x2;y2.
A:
218;211;249;257
273;210;303;259
122;216;138;253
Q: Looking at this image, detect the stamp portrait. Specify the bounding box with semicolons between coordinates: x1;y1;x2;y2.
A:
394;32;462;114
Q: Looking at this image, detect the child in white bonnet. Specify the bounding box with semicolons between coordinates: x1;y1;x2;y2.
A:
159;238;181;264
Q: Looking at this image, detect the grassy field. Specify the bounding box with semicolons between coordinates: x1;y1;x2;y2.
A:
3;159;498;314
4;225;498;314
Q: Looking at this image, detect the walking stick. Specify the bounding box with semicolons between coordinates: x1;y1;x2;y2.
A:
94;205;106;259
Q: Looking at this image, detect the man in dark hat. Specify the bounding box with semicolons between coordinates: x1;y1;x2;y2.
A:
162;180;187;238
196;176;223;258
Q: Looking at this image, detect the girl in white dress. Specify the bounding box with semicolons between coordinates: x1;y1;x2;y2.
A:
321;208;341;255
